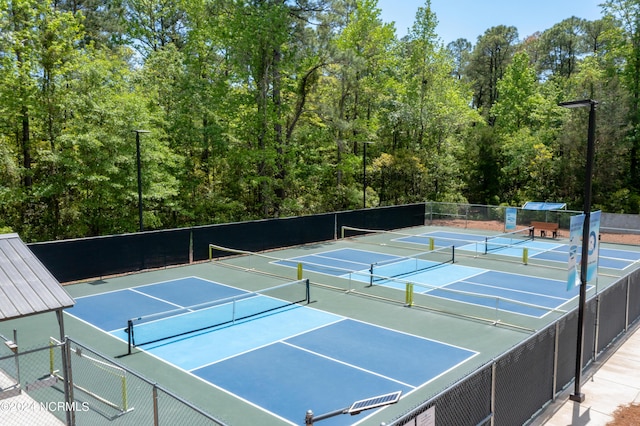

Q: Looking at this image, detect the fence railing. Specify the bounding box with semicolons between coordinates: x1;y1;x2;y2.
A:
0;336;228;426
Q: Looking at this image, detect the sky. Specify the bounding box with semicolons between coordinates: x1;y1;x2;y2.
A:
376;0;604;44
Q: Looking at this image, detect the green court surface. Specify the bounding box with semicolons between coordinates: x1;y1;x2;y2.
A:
2;224;639;425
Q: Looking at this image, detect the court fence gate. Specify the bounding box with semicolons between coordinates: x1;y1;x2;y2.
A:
0;336;228;426
386;267;640;426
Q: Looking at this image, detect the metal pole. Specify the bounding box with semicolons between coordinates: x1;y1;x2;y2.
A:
363;141;367;209
57;310;75;426
563;100;596;403
136;131;143;232
133;130;149;232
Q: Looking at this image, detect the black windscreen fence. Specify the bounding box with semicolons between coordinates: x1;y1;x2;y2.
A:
430;367;492;426
555;311;579;392
192;214;336;262
336;204;425;233
629;272;640;324
597;281;628;353
583;298;598;368
493;328;555;426
29;229;191;283
29;205;426;281
393;366;492;426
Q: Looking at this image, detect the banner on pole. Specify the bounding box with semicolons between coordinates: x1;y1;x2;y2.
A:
567;214;582;291
567;211;601;290
505;208;517;231
586;211;601;282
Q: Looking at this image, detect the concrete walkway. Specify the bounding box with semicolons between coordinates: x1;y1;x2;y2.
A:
531;324;640;426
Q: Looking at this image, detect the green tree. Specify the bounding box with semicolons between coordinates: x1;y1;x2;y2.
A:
537;17;588;79
61;48;180;235
56;0;128;49
0;0;85;239
389;1;478;202
124;0;188;56
466;25;519;119
447;38;472;80
317;0;395;208
492;51;544;133
602;0;640;194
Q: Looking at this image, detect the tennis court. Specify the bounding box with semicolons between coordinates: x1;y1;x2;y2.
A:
65;276;477;425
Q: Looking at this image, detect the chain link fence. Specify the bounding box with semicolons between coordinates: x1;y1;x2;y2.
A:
0;335;228;426
425;201;640;240
425;202;582;232
0;337;67;425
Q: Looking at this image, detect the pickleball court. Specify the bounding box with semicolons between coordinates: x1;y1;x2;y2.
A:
66;276;477;425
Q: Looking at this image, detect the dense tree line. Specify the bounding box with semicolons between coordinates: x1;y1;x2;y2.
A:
1;0;639;242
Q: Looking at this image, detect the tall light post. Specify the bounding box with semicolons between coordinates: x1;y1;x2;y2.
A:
133;130;150;232
362;142;373;209
558;99;597;403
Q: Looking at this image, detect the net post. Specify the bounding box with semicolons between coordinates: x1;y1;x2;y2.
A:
297;263;303;280
49;340;55;374
484;237;489;255
341;226;345;239
523;247;528;265
121;375;128;411
127;319;133;355
368;264;374;287
429;237;434;251
405;283;414;307
452;245;455;263
305;279;311;304
208;244;213;261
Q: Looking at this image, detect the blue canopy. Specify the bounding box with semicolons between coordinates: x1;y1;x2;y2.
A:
522;202;567;211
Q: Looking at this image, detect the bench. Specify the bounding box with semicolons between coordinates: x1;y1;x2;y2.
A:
530;221;559;238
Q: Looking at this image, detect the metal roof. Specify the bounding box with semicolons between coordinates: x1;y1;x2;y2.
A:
0;233;74;321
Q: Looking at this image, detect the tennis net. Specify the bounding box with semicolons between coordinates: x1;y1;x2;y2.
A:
484;228;533;254
369;245;455;286
126;279;310;352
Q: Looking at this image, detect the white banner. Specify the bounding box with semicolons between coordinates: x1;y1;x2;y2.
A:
567;214;583;291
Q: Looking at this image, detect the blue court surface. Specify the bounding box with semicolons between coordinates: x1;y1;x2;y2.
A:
65;277;477;425
276;248;584;318
397;231;640;271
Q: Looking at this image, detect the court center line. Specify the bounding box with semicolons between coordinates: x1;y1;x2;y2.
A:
296;252;373;269
280;341;417;389
128;288;192;310
450;280;571;303
187;317;346;372
419;286;555;318
273;257;365;275
374;267;487;291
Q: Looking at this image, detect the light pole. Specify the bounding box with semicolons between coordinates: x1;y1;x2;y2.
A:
133;130;150;232
558;99;597;403
362;142;373;209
